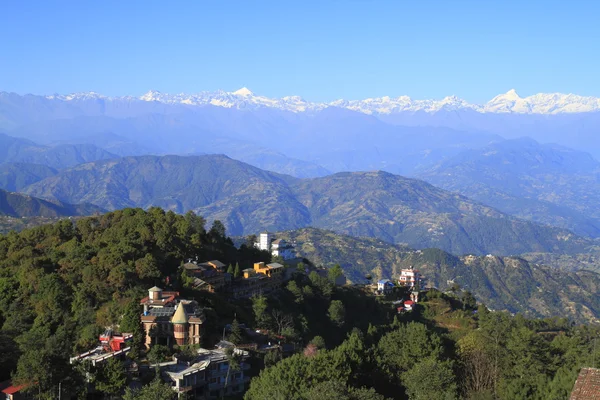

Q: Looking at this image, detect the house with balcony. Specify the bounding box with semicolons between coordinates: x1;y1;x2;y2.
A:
398;267;422;289
160;345;250;399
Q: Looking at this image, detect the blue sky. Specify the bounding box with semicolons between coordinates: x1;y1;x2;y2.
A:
0;0;598;102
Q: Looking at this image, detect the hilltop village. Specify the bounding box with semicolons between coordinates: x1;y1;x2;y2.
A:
58;231;425;399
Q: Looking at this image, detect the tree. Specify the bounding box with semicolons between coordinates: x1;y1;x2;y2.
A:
245;234;258;248
120;299;144;359
310;335;326;350
401;358;457;400
264;348;282;367
272;309;294;335
309;271;333;298
95;357;127;398
209;220;226;239
304;380;388;400
457;331;495;397
147;344;171;364
223;347;241;400
328;300;346;327
227;264;234;275
376;322;443;382
234;262;241;278
252;295;270;329
123;372;175;400
328;264;344;284
228;318;244;344
462;290;477;310
135;253;161;279
287;281;304;304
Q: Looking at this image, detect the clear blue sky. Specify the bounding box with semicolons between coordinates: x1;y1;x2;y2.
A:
0;0;598;102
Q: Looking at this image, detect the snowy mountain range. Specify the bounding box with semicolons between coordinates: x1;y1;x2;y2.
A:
41;88;600;115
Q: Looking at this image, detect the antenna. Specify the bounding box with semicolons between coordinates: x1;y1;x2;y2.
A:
593;337;598;367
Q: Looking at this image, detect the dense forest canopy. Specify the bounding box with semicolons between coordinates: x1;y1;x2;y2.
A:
0;208;598;400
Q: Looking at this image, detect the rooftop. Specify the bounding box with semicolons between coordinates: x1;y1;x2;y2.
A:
570;367;600;400
0;380;27;395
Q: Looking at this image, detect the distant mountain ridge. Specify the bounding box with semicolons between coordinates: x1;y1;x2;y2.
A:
419;138;600;237
0;133;117;169
21;154;594;256
0;188;102;218
6;88;600;115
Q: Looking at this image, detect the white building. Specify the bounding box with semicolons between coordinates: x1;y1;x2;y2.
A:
398;267;421;288
256;232;273;251
271;239;295;260
255;233;296;260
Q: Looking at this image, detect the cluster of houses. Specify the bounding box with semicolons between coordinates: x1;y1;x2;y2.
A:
376;266;423;295
375;267;424;312
182;259;287;299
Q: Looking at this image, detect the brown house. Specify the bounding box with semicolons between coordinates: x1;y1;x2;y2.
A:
183;260;229;292
140;287;205;348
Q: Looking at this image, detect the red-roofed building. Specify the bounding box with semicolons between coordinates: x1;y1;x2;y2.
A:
570;367;600;400
0;380;29;400
403;300;415;311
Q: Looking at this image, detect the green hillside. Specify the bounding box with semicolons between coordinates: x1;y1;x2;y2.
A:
276;228;600;324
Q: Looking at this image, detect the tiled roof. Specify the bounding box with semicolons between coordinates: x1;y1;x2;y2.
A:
208;260;226;268
0;380;27;395
571;368;600;400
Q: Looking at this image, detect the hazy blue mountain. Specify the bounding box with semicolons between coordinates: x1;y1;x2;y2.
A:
0;133;118;169
0;188;102;218
22;154;592;256
0;163;58;191
419;138;600;237
3;92;502;177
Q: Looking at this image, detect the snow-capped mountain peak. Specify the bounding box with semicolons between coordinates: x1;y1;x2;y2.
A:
43;88;600;115
232;87;253;96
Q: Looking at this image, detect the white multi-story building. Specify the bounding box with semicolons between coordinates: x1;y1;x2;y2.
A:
256;232;273;251
255;233;296;260
398;267;421;288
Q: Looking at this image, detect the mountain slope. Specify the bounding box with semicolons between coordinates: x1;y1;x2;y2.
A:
0;188;102;217
0;162;58;191
23;154;311;233
22;154;592;256
275;228;600;324
290;170;590;255
0;133;118;169
418;138;600;237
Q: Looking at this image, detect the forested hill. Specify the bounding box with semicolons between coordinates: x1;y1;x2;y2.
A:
276;228;600;324
0;208;270;390
19;154;594;256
